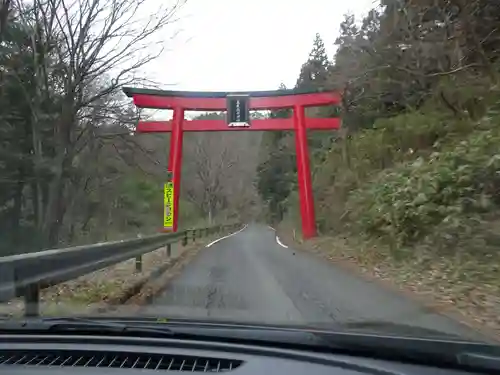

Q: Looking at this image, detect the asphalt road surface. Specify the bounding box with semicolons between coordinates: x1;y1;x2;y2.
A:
142;224;486;341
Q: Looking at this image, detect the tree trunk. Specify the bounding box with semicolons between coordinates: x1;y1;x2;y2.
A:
43;169;66;247
11;168;24;238
41;94;75;247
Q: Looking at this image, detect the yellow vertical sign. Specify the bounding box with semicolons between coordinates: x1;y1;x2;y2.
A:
164;182;174;229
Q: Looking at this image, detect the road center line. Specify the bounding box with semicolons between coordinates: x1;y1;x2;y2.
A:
206;224;248;247
275;236;288;248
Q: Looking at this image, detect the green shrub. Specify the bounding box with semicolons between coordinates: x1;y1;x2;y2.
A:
311;110;477;234
348;111;476;175
348;122;500;247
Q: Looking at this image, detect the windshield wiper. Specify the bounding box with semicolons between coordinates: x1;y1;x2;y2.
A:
0;317;174;337
0;317;324;348
338;320;464;339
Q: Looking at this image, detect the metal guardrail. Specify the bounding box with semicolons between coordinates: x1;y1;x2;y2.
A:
0;223;241;317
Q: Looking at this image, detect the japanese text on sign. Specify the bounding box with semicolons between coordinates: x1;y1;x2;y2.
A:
164;182;174;228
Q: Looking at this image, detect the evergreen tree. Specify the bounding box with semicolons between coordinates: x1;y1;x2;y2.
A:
295;34;337;158
296;33;330;90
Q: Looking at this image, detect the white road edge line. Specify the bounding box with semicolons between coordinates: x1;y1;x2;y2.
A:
268;225;275;231
206;224;248;247
275;236;288;248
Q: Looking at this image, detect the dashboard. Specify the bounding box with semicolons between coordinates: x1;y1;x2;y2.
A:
0;333;479;375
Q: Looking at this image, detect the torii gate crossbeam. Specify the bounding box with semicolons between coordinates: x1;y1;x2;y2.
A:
123;87;341;239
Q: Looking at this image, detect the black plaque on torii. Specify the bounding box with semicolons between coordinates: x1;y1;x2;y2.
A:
226;94;250;127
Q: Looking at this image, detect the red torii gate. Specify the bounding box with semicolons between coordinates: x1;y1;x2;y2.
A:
123;87;341;239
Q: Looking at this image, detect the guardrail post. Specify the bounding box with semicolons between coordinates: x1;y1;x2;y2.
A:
135;255;142;272
192;229;196;242
24;283;40;317
182;231;188;246
166;243;171;257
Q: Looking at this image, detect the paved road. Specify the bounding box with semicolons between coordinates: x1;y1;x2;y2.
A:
143;224;486;341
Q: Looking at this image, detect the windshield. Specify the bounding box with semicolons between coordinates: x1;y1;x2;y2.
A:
0;0;499;347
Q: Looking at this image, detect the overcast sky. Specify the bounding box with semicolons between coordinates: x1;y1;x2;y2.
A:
144;0;377;92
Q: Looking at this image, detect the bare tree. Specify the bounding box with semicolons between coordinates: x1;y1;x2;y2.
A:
15;0;185;246
182;131;261;224
0;0;10;41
